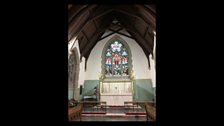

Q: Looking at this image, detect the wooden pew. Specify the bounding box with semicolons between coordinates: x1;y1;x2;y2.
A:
68;103;83;121
145;103;156;121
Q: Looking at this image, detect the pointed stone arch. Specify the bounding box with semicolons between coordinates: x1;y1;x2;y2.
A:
68;47;80;99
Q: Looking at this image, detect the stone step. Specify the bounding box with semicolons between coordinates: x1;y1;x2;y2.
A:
106;113;126;116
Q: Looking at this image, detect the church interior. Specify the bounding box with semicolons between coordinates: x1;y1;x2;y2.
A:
68;4;156;121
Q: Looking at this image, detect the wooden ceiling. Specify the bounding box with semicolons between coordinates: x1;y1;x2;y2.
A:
68;5;156;61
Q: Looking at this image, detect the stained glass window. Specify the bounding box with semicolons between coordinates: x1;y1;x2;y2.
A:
105;41;129;77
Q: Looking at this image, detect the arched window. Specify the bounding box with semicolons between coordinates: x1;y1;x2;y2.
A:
104;40;129;77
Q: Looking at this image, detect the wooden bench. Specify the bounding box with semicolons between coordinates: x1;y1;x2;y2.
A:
68;103;83;121
145;103;156;121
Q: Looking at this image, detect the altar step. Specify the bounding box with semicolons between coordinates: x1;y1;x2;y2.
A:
81;115;147;121
82;113;146;116
83;106;144;113
82;112;146;116
106;113;126;116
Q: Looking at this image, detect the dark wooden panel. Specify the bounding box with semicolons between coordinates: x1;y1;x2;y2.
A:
134;5;156;29
83;21;96;39
69;5;96;23
69;11;90;41
79;35;88;51
116;14;153;54
135;19;147;36
145;32;154;50
81;15;114;59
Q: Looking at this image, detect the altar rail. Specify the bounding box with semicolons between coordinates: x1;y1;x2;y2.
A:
80;101;107;113
124;101;155;117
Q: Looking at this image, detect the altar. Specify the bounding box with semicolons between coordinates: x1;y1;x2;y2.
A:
100;80;133;106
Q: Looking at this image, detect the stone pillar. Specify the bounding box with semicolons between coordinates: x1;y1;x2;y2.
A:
153;31;156;104
149;31;156;102
149;54;155;88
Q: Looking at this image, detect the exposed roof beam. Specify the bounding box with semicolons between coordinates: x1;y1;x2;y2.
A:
89;8;113;21
116;31;133;39
84;31;106;63
120;29;151;60
68;5;95;23
128;29;153;54
126;28;152;68
81;31;89;41
68;11;90;41
97;32;115;41
126;28;151;68
81;28;106;57
108;27;123;32
93;20;98;29
114;8;151;28
111;21;120;26
80;16;113;57
68;9;114;41
144;27;149;38
108;28;133;39
144;5;156;14
116;15;153;54
133;5;156;30
69;5;156;41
